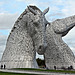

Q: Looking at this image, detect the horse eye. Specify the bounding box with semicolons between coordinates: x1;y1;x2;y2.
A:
33;21;39;27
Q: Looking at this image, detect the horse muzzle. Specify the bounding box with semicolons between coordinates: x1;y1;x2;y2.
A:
37;44;47;55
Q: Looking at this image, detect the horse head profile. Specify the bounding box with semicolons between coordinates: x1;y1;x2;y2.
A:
27;6;49;55
1;5;49;68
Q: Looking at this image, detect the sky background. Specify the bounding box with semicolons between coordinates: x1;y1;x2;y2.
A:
0;0;75;60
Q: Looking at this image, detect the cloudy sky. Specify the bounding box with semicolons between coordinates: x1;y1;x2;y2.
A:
0;0;75;60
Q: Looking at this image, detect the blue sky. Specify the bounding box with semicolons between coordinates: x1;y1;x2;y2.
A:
0;0;75;60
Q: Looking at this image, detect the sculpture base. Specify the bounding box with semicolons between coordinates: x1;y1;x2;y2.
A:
46;61;75;69
1;60;39;69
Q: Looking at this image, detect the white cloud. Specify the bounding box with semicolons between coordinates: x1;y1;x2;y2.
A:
63;27;75;41
0;13;19;29
0;34;8;60
44;0;75;19
61;0;75;17
15;0;75;17
0;12;19;60
16;0;37;5
16;0;35;2
0;45;6;60
16;0;24;1
0;2;4;6
63;27;75;55
0;35;7;46
70;47;75;55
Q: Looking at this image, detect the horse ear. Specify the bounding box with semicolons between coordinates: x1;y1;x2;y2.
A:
43;7;49;15
27;6;37;15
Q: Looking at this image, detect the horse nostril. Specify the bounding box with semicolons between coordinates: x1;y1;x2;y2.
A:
38;45;44;55
37;45;47;55
39;45;42;49
39;45;47;50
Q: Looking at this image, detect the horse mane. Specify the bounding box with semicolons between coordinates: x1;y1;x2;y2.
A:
15;5;41;24
29;5;41;12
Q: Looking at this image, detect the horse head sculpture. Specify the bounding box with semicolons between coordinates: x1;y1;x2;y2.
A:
1;6;49;68
44;15;75;69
